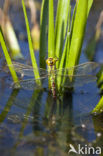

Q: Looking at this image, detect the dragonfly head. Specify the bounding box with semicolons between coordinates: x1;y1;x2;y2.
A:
46;57;58;67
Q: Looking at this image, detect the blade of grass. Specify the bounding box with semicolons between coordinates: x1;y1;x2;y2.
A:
0;6;23;60
22;0;41;85
66;5;76;63
5;20;23;60
56;6;71;90
67;0;88;76
48;0;54;57
0;28;20;86
61;5;71;68
96;67;103;93
92;96;103;114
57;32;71;91
40;0;48;68
87;0;93;17
55;0;70;68
67;0;93;71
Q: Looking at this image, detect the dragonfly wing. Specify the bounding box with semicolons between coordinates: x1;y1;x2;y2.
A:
58;75;97;88
56;62;100;76
56;62;100;88
13;77;48;90
8;62;48;77
72;62;100;75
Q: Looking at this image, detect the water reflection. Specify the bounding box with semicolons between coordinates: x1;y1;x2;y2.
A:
0;78;103;155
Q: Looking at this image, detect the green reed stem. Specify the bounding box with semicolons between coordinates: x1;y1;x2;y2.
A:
55;0;70;68
67;0;88;73
22;0;41;85
40;0;48;68
0;29;20;85
87;0;93;16
92;96;103;114
66;0;93;73
48;0;55;57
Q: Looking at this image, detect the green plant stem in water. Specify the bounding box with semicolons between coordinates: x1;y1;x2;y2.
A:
92;96;103;114
48;0;55;58
0;29;20;86
40;0;48;68
22;0;41;85
55;0;70;68
4;20;23;60
67;0;88;74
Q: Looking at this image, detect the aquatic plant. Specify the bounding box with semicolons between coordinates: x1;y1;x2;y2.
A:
20;0;103;114
40;0;93;89
0;27;20;86
40;0;93;68
92;96;103;114
0;1;23;60
0;0;96;95
22;0;41;85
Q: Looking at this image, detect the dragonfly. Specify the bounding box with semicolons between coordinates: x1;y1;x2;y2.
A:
8;58;101;97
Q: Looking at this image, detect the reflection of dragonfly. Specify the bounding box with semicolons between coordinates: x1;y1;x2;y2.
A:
10;58;101;97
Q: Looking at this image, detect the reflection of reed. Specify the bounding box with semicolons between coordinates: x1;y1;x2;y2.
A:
44;92;73;120
11;89;42;154
0;76;8;100
0;89;19;123
42;92;73;151
92;116;103;156
92;114;103;145
19;90;43;138
10;91;73;155
56;94;73;152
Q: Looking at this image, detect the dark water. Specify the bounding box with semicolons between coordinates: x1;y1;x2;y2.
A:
0;0;103;156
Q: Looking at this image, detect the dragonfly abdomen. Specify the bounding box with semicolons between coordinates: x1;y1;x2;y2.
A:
50;76;56;98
